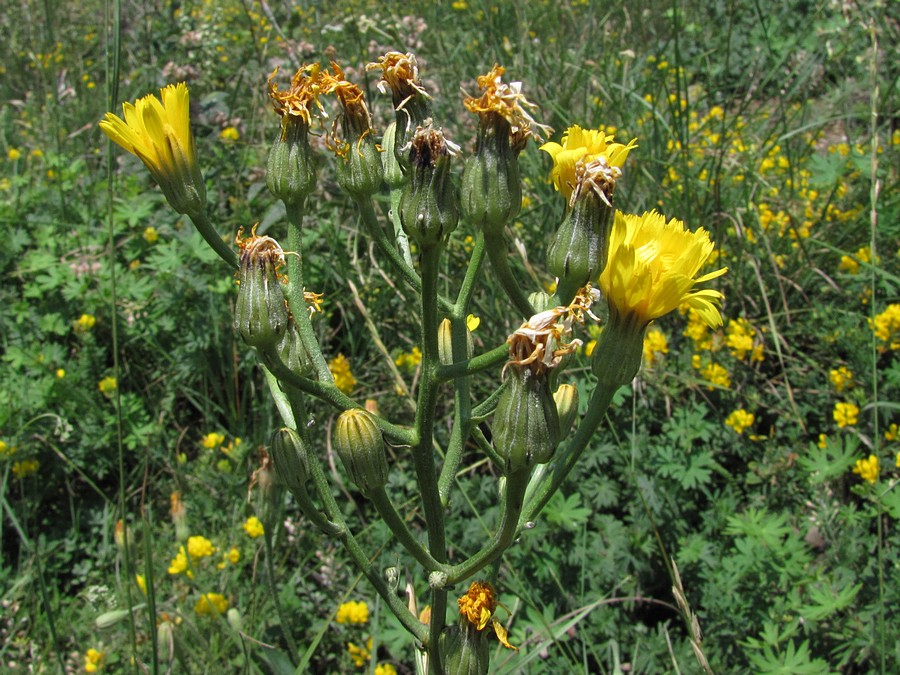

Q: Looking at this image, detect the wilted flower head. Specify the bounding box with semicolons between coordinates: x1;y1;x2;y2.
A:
506;286;599;376
366;51;430;107
322;62;375;156
463;64;551;144
267;63;329;125
600;210;726;329
457;581;517;650
541;125;637;204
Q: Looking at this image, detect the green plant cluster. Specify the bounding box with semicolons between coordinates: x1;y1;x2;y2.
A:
1;0;898;673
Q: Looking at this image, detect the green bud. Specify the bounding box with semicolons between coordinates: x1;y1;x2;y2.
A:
226;608;243;633
262;320;314;379
333;409;389;495
157;619;175;665
438;318;474;366
460;113;521;236
493;366;560;473
381;122;406;189
438;625;490;675
96;608;134;630
553;383;579;437
399;125;459;248
336;133;383;198
234;234;288;350
266;116;316;207
547;191;613;305
269;427;311;493
528;291;555;314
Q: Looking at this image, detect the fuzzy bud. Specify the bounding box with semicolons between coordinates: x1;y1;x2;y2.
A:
493;366;560;473
333;409;389;495
234;234;289;350
399;124;459;248
266;116;316;207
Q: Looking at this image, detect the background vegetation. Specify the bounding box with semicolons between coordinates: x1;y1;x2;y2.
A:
1;0;898;672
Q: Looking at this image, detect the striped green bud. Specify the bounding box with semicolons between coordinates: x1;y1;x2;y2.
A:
553;383;579;437
493;366;560;473
399;125;459;248
266;116;316;207
269;427;310;493
333;409;388;495
234;234;288;350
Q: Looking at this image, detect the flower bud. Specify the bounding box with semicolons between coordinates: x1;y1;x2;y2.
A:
266;116;316;207
547;188;613;305
399;124;459;248
226;608;243;633
234;233;288;350
528;291;555;314
381;122;406;189
553;383;579;437
336;133;383;198
460;114;521;236
333;409;389;495
96;608;133;630
157;619;175;665
262;320;314;379
269;427;310;493
493;366;560;473
438;318;474;366
438;625;490;675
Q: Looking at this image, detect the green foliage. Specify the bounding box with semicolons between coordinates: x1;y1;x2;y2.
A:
1;0;899;672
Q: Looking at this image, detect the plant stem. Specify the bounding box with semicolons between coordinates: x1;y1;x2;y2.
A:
190;210;239;269
444;468;529;585
484;232;534;318
262;528;299;663
369;486;447;572
415;245;450;668
284;202;331;382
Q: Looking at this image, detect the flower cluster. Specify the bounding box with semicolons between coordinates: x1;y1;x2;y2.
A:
335;599;369;625
329;353;356;394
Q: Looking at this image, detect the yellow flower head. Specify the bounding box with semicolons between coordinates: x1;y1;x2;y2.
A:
347;637;373;668
201;432;225;449
335;599;369;625
242;515;265;539
320;61;375;156
828;366;853;393
143;226;159;243
833;401;859;428
194;592;229;616
540;125;637;203
75;313;97;332
725;409;755;435
167;546;190;576
186;535;215;559
11;459;39;479
600;210;727;328
7;148;22;161
375;664;398;675
329;353;357;394
869;303;900;351
84;647;104;673
267;63;329;124
642;327;669;367
394;346;423;371
98;376;117;395
852;454;879;484
457;581;517;650
463;64;551;143
99;83;206;215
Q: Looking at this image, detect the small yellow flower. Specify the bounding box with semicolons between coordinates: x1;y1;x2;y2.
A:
84;647;104;673
885;423;899;442
701;362;731;390
829;366;853;393
187;535;215;559
375;664;398;675
99;83;206;215
394;346;422;371
242;516;265;539
347;637;373;668
833;401;860;428
7;148;22;161
219;126;240;141
725;409;755;435
194;592;229;616
329;353;357;394
201;432;225;449
336;600;369;625
75;313;97;332
56;368;66;378
167;546;191;577
135;574;147;595
466;314;481;331
817;433;828;449
98;376;117;396
870;304;900;351
12;459;40;479
143;226;158;243
852;454;879;484
642;327;668;368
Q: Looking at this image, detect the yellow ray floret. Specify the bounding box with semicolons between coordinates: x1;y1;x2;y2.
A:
600;210;727;327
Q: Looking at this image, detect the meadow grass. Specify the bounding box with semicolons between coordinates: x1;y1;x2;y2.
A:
1;0;898;672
